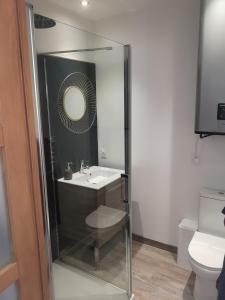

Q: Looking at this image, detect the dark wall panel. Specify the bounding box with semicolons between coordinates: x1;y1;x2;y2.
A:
37;55;98;259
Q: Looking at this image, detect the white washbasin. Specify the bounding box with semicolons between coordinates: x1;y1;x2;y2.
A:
58;166;124;190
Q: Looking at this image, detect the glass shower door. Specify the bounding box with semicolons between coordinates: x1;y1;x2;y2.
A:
26;6;131;300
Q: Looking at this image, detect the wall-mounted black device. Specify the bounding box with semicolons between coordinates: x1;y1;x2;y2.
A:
195;0;225;136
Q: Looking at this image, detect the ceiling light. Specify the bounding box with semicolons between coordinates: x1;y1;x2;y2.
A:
81;0;89;7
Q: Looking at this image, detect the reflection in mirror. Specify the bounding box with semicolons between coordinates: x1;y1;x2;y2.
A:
63;86;86;121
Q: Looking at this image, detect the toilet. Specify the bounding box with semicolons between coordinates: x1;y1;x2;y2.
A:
188;188;225;300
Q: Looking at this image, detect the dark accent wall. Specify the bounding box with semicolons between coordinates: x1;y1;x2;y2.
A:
37;55;98;260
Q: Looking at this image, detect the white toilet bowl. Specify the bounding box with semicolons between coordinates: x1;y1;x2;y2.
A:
188;231;225;300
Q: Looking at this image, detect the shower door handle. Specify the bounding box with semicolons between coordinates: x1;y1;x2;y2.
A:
121;173;129;204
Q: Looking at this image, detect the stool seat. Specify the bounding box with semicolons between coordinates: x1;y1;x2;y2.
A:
85;205;126;229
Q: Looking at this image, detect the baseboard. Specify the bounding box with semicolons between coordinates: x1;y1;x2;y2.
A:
132;234;177;254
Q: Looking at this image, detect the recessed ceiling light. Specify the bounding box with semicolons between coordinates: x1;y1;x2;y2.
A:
81;0;89;7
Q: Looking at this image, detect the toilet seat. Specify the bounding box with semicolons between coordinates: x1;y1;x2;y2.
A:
188;231;225;271
85;205;126;229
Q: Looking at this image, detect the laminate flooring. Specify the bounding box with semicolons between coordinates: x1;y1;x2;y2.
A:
58;237;195;300
132;241;195;300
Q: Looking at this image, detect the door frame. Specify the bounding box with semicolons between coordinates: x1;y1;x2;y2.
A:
0;0;48;299
16;1;50;299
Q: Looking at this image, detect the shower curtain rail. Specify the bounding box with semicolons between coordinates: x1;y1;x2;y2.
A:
40;47;113;55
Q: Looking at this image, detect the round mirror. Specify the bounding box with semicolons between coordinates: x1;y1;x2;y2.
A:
58;72;96;134
63;86;86;121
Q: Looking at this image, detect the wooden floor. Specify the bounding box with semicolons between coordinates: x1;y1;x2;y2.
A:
60;235;195;300
132;241;195;300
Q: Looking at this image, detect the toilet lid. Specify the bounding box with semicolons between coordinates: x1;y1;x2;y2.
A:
188;231;225;270
85;205;126;229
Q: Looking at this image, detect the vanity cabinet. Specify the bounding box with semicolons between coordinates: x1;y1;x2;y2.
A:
57;178;124;245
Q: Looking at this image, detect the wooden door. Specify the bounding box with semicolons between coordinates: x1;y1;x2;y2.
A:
0;0;48;299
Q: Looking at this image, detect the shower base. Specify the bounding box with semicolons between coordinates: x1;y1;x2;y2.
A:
52;262;129;300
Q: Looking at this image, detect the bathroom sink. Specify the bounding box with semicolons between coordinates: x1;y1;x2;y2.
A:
58;166;124;190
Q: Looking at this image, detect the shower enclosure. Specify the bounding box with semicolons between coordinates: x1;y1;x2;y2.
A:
26;4;132;300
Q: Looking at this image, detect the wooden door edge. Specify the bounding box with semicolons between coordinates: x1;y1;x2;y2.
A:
15;1;50;300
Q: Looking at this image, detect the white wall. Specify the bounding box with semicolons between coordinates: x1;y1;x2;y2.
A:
95;47;125;169
94;0;225;246
29;0;225;246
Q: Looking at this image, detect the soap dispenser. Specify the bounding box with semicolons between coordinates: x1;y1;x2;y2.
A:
64;162;73;180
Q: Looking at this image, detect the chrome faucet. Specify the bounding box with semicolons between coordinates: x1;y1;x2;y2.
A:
80;160;91;175
80;160;85;174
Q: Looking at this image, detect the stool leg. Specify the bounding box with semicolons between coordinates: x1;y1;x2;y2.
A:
123;226;126;243
94;247;100;266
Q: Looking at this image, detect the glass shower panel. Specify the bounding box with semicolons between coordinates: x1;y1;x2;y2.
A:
0;151;14;268
0;284;18;300
31;12;131;300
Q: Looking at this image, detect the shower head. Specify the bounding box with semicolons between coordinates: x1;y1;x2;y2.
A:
34;14;56;29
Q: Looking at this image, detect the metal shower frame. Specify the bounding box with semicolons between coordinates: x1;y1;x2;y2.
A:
26;3;133;299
